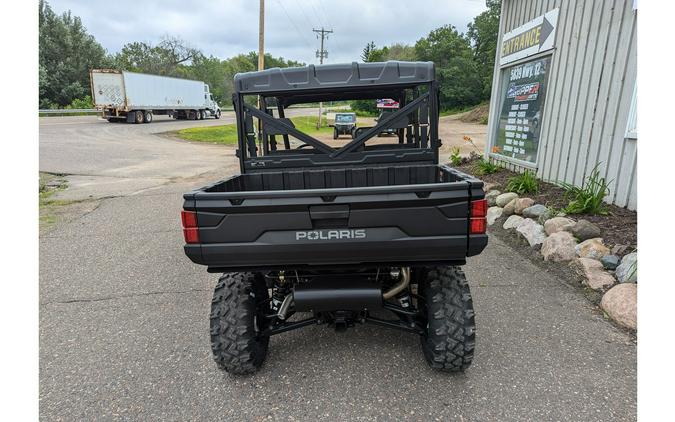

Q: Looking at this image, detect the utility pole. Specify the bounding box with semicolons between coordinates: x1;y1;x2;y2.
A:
258;0;265;72
313;27;332;129
257;0;265;145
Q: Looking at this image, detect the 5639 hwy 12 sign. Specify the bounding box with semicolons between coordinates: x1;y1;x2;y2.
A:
499;8;559;66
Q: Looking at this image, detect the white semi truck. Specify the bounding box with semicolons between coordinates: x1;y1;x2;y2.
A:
90;69;221;123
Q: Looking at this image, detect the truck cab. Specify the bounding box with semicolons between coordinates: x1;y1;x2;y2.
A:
203;84;221;118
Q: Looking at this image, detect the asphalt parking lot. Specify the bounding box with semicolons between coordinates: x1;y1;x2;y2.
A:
39;115;636;421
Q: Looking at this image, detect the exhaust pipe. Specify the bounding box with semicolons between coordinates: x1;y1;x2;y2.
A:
382;267;411;300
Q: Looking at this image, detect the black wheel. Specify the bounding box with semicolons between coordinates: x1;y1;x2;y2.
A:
134;110;144;124
350;127;356;139
420;266;476;372
199;110;205;120
210;272;270;374
143;110;153;123
333;127;338;140
215;110;221;119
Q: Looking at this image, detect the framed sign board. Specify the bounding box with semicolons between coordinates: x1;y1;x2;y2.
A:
493;56;551;163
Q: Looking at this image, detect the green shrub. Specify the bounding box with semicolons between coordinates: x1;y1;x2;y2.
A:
473;158;499;176
559;164;611;215
67;95;94;109
349;99;378;116
506;170;539;194
450;147;462;166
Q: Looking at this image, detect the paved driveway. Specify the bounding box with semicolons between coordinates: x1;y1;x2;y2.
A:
39;116;636;421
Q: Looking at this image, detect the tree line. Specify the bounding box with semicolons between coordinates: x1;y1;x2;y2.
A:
38;0;302;109
39;0;499;112
355;0;500;114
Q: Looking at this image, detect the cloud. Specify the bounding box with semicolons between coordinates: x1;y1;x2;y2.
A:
48;0;487;64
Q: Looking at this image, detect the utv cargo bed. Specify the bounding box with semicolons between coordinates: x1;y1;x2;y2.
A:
183;164;486;271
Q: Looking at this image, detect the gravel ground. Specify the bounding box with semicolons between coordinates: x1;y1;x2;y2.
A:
39;116;635;421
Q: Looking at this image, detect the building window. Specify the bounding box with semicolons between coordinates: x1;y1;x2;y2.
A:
492;56;552;164
625;83;637;139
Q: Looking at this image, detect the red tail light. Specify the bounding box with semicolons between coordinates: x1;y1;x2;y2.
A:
470;199;487;234
471;199;487;217
181;210;200;244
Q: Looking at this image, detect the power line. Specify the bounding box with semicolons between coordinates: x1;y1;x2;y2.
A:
294;0;315;31
274;0;312;49
317;0;331;25
308;0;328;29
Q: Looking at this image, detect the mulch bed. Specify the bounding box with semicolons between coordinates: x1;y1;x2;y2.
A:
454;161;637;252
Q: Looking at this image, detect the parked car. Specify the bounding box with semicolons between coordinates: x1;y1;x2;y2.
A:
375;109;398;136
332;112;357;139
180;61;488;374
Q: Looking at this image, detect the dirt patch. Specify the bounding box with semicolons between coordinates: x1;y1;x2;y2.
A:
458;102;490;124
39;172;100;234
454;162;637;252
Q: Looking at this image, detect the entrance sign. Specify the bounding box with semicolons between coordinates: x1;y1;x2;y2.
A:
493;56;551;163
499;9;559;66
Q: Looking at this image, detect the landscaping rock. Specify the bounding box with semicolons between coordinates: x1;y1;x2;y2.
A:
601;283;637;330
544;216;576;236
483;182;500;193
516;218;546;247
570;258;616;291
537;209;553;224
575;238;610;260
615;252;637;283
485;190;501;206
495;192;519;207
503;215;524;230
611;244;630;256
514;198;535;215
486;207;503;226
569;219;602;241
522;204;548;219
541;231;577;262
601;254;621;270
502;198;518;216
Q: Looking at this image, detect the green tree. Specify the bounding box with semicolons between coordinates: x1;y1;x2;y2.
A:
361;41;376;62
383;43;416;61
415;25;484;109
467;0;501;98
113;36;200;76
39;0;110;107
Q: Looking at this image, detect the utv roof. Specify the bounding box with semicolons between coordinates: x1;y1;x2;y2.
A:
233;61;435;97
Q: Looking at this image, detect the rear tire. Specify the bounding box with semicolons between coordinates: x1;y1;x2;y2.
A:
200;110;206;120
143;110;153;123
134;110;144;124
210;272;270;374
420;266;476;372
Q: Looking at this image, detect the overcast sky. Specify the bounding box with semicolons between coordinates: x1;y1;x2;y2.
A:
49;0;487;64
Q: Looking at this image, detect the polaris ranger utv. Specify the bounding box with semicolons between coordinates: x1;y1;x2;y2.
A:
181;61;488;374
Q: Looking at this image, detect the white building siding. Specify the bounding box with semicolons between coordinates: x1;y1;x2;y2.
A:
487;0;637;209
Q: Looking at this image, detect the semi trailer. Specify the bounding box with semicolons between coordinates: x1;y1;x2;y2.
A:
90;69;221;123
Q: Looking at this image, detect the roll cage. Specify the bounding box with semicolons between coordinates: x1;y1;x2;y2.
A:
231;61;440;173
